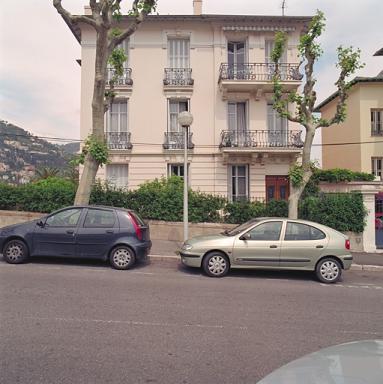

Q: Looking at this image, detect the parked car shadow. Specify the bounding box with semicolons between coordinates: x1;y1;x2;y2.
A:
178;263;325;283
0;254;149;271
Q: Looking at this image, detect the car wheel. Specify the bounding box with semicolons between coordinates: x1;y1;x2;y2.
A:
202;252;230;277
316;257;342;283
3;239;29;264
109;246;135;270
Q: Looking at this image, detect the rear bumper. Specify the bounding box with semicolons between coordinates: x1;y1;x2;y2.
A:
341;255;353;270
134;241;152;262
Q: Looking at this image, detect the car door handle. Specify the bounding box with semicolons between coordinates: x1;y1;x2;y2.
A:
316;245;324;248
270;245;278;248
66;230;75;235
106;230;114;234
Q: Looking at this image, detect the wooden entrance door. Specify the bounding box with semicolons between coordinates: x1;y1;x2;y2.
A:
266;176;290;202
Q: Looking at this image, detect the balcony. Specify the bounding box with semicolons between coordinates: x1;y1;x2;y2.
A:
106;132;132;150
220;130;303;152
218;63;302;95
163;131;194;150
106;68;133;87
163;68;194;86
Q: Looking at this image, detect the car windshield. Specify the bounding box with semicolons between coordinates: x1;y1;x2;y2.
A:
223;218;261;236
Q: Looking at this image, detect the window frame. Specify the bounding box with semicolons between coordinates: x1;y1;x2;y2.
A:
167;99;190;133
371;109;383;136
229;164;249;202
167;37;190;68
106;99;128;133
372;157;383;180
106;164;129;189
45;208;83;228
244;220;283;241
83;208;117;228
284;222;326;241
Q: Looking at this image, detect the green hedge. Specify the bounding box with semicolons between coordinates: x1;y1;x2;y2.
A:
0;176;367;232
299;193;366;233
0;178;76;212
312;168;375;183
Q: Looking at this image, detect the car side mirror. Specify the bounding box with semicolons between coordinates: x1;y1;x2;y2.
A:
239;232;251;241
36;220;45;228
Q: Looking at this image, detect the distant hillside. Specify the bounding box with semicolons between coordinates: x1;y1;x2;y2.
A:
0;120;79;184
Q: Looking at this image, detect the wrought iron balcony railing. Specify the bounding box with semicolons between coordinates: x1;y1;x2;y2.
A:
107;68;133;86
163;131;195;150
163;68;194;86
106;131;132;150
220;130;303;149
219;63;303;82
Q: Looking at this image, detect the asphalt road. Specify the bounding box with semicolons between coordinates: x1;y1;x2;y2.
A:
1;257;383;384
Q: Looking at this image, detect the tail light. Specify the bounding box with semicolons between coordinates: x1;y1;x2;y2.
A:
129;213;142;240
345;239;350;250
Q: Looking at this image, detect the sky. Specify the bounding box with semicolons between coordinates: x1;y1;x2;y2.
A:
0;0;382;161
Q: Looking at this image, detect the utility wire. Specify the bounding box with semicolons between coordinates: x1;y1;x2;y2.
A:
0;132;382;148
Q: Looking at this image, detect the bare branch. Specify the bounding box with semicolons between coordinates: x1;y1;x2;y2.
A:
53;0;100;30
109;0;155;50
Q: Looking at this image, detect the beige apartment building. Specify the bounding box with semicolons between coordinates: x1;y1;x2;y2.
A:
69;2;311;202
316;73;383;179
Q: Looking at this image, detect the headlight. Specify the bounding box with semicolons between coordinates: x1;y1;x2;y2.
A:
182;243;193;250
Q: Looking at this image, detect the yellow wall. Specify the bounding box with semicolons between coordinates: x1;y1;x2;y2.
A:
320;82;383;173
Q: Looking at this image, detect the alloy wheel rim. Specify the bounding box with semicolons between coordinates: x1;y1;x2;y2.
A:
6;243;24;261
208;255;227;275
320;261;339;281
113;248;131;267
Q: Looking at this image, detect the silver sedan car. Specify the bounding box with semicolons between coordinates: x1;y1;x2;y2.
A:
179;218;352;283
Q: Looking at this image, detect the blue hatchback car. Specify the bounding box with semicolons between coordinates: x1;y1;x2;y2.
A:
0;206;151;270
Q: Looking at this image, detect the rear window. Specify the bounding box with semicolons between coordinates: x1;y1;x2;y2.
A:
284;222;326;241
129;211;146;226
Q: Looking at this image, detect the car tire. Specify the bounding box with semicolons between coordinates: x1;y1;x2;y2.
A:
202;252;230;278
3;239;29;264
109;246;135;270
316;257;342;284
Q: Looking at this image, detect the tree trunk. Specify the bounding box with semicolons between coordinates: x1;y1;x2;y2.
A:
74;154;99;205
74;28;109;205
288;125;315;218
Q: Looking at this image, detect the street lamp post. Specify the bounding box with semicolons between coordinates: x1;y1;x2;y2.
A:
178;111;193;241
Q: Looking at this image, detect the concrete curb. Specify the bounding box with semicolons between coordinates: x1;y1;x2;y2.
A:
148;255;383;272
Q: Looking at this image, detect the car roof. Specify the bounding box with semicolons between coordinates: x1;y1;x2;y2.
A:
59;205;134;212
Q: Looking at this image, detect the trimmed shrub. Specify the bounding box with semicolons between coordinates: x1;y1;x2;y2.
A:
224;201;266;224
312;168;375;183
299;192;366;233
18;178;76;212
265;199;288;217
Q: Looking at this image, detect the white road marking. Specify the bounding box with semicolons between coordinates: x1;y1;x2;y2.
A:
320;283;383;290
24;316;248;331
341;330;383;336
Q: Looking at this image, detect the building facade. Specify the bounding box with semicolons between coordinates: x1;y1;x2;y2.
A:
316;76;383;180
73;3;311;202
316;53;383;250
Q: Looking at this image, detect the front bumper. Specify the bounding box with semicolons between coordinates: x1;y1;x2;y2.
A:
179;251;202;268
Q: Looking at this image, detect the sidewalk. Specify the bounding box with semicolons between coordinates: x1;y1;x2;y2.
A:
149;240;383;271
